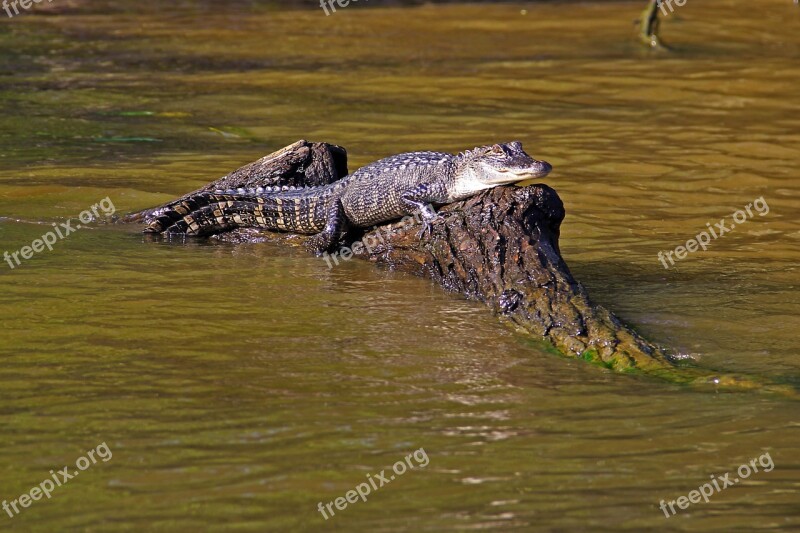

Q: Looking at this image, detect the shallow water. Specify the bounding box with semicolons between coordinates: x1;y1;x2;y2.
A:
1;0;799;530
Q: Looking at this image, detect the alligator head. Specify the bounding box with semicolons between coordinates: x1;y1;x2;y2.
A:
449;141;552;200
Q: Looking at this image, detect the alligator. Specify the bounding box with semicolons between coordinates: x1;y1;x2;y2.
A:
134;140;797;395
143;141;552;252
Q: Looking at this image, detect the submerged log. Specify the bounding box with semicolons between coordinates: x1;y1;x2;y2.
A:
128;141;793;395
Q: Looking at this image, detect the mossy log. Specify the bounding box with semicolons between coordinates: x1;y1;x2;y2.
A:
127;141;794;396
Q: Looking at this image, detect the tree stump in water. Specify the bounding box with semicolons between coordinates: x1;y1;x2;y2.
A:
127;141;793;394
343;185;679;374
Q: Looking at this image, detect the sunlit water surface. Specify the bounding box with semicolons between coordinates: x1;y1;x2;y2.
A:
0;0;798;530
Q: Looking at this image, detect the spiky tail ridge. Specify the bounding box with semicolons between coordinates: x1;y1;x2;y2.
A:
143;189;324;237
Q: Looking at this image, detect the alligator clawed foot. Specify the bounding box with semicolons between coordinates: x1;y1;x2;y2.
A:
416;219;435;240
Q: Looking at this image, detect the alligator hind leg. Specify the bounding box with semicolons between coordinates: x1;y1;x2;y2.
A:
305;199;348;254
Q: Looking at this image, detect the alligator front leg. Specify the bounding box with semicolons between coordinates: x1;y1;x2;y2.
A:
400;184;441;239
305;199;348;254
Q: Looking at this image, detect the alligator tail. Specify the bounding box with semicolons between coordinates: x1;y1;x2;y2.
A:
143;189;325;236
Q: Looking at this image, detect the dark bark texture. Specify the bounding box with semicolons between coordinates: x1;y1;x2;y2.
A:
126;141;795;395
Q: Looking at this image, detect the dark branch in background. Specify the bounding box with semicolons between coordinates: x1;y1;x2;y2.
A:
638;0;665;48
126;142;795;397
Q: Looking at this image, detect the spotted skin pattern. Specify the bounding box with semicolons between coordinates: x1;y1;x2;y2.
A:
144;142;552;251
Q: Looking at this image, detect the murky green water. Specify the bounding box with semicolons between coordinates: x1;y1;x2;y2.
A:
1;1;799;530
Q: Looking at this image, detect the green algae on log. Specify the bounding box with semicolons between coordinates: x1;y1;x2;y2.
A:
128;141;795;397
